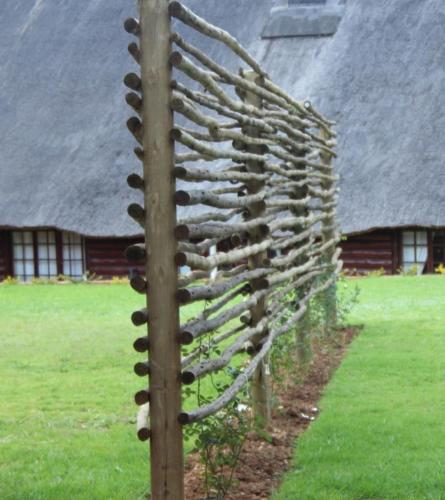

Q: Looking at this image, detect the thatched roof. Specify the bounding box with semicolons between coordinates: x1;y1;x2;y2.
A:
1;0;443;237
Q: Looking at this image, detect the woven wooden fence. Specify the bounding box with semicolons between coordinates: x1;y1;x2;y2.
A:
123;1;341;498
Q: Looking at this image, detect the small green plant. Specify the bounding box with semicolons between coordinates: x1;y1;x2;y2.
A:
82;271;102;282
56;274;74;283
194;397;250;499
366;267;386;277
397;265;419;276
435;263;445;275
2;276;18;285
110;276;129;284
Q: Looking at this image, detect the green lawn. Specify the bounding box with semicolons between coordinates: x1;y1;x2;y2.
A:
275;275;445;500
2;277;445;499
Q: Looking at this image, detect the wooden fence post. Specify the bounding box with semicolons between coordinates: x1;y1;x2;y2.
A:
139;1;184;498
242;70;271;425
320;129;338;329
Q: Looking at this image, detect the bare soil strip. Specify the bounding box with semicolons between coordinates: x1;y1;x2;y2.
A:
184;326;360;499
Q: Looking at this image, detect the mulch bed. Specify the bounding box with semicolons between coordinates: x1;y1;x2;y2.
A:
184;326;361;499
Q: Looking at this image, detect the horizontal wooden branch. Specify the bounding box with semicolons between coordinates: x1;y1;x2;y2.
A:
127;117;143;145
171;80;276;134
181;318;268;384
133;336;150;353
267;196;311;209
308;185;337;200
171;127;265;163
123;73;142;92
260;257;317;289
270;238;314;268
181;324;246;369
124;17;140;37
176;268;270;304
179;289;268;343
168;1;267;77
125;92;143;114
127;203;145;226
136;403;150;441
178;208;241;225
175;152;212;163
134;147;144;162
174;188;265;210
130;275;147;294
128;42;141;65
134;359;150;376
175;217;270;241
271;228;313;251
170;53;265;120
178;270;210;288
134;389;150;406
170;93;220;131
174;165;268;184
127;173;144;191
131;308;149;327
175;238;273;270
126;243;146;263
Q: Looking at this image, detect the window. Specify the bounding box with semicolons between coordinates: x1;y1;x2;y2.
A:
62;232;85;278
37;231;58;278
262;1;344;39
12;232;35;282
402;230;428;274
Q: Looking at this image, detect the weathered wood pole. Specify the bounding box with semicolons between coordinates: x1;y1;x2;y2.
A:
320;128;338;329
242;71;271;425
139;0;184;498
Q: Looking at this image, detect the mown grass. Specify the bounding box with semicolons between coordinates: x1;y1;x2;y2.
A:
275;275;445;499
0;283;229;499
2;276;445;499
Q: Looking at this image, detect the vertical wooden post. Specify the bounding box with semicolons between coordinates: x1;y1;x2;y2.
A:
320;129;338;328
242;71;271;425
139;1;184;498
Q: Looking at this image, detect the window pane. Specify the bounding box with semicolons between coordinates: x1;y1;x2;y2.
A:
38;244;48;259
72;261;83;277
403;247;415;262
48;231;56;243
403;231;414;244
433;231;444;245
39;261;49;277
72;247;82;260
37;232;47;244
416;231;427;245
415;245;428;264
48;245;56;259
63;261;71;276
12;232;21;244
23;232;33;244
25;261;34;277
62;246;70;260
49;262;58;277
25;246;34;259
14;261;24;277
13;245;23;259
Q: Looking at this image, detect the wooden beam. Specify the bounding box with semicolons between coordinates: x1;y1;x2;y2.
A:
138;1;184;498
242;70;271;425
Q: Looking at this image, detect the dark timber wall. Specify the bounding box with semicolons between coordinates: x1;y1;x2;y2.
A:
84;237;144;278
0;231;13;280
340;230;399;274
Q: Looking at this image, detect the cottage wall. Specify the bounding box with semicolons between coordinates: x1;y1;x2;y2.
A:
340;230;399;274
84;237;144;279
0;231;12;280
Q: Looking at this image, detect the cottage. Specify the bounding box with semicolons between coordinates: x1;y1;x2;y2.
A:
1;0;444;280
